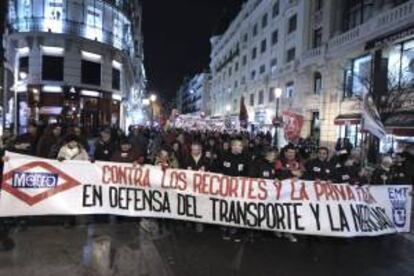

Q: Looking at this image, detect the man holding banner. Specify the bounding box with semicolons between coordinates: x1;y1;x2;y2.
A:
0;151;411;238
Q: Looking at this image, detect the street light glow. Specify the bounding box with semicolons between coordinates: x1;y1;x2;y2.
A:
226;104;231;112
143;99;150;106
150;94;157;102
19;72;28;80
274;88;283;98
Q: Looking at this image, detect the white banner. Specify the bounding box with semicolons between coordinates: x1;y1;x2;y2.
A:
0;152;412;237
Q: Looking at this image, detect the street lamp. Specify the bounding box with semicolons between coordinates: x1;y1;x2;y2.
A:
274;88;283;148
225;104;231;113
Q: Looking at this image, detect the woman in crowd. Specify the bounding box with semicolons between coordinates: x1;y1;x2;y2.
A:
57;135;90;161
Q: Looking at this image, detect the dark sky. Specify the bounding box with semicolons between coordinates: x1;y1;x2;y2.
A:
142;0;244;102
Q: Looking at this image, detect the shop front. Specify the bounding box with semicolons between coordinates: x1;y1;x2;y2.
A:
17;85;121;136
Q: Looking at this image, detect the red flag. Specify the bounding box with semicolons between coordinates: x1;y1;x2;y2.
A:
239;96;248;129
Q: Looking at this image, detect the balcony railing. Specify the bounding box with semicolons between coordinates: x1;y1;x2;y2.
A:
301;46;324;66
328;0;414;52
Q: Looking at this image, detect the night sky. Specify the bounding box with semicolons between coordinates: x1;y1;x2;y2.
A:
142;0;244;102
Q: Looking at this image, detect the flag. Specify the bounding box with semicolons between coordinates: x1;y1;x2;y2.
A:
362;89;386;139
239;96;248;129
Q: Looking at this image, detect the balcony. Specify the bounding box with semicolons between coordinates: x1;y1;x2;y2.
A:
301;46;324;67
328;0;414;54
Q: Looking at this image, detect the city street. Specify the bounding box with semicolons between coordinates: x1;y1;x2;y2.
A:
1;221;414;276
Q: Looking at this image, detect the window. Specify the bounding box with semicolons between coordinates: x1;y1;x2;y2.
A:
286;82;294;98
388;39;414;89
286;48;296;62
250;94;255;106
315;0;323;11
261;39;267;53
258;90;264;105
252;47;257;60
251;70;256;80
243;33;248;42
314;72;322;95
44;0;64;33
344;55;372;98
42;56;64;81
18;56;29;80
271;29;278;45
272;1;279;18
86;5;103;41
345;0;374;30
242;55;247;65
253;23;258;37
112;68;121;90
259;64;266;74
82;60;101;86
241;76;246;85
234;80;238;89
269;87;275;102
235;62;239;72
313;28;323;48
288;14;297;33
228;66;232;77
262;13;268;28
270;58;277;72
311;112;321;141
339;124;362;147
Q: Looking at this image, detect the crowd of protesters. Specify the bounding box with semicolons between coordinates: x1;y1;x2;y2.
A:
0;122;413;249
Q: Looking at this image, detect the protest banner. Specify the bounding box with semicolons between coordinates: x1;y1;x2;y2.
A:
0;152;411;237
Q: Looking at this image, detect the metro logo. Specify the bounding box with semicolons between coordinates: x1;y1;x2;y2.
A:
12;172;59;188
2;161;80;206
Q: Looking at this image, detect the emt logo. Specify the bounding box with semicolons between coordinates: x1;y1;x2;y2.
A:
2;162;80;206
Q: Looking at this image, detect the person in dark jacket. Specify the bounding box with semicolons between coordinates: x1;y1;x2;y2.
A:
219;138;249;177
219;138;249;242
401;144;414;187
182;142;210;171
371;156;394;185
11;122;39;155
330;151;362;185
94;128;117;161
248;146;277;179
391;153;411;184
303;147;331;181
36;124;63;158
111;138;144;164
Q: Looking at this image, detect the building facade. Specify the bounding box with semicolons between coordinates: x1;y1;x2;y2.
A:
177;73;211;116
3;0;146;135
210;0;414;150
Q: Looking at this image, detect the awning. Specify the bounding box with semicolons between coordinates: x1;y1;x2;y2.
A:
365;24;414;50
384;112;414;136
334;114;361;126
